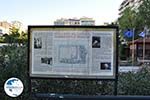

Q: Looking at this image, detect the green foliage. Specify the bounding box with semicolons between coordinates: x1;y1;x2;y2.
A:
0;45;31;100
0;36;4;43
118;65;150;95
32;79;114;96
2;27;27;45
29;65;150;97
118;7;141;42
138;0;150;27
118;7;137;30
119;44;127;60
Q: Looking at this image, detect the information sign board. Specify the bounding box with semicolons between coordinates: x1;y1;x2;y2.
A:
28;26;118;79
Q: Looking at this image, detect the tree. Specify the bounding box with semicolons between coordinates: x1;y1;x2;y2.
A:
118;7;136;29
2;27;27;45
18;31;28;45
2;27;20;44
118;7;138;40
138;0;150;28
9;27;20;43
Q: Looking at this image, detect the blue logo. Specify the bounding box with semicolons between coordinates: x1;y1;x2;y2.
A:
4;77;24;97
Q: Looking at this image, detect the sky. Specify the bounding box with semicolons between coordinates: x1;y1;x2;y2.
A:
0;0;124;27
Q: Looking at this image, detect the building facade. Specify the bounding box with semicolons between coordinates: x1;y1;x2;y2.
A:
119;0;143;15
67;19;80;25
0;21;12;35
128;37;150;63
54;17;95;26
80;17;95;26
54;18;67;25
0;21;25;35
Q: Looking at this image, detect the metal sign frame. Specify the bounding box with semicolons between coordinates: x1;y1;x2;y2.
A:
28;25;118;80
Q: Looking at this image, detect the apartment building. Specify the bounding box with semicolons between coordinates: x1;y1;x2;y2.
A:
119;0;143;15
0;21;25;35
0;21;11;35
54;17;95;26
80;17;95;26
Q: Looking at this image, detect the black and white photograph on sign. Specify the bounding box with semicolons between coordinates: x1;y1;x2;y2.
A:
41;57;52;65
92;36;101;48
100;62;111;70
34;37;42;49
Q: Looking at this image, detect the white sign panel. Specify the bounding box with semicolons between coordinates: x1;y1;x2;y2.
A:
29;26;117;79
